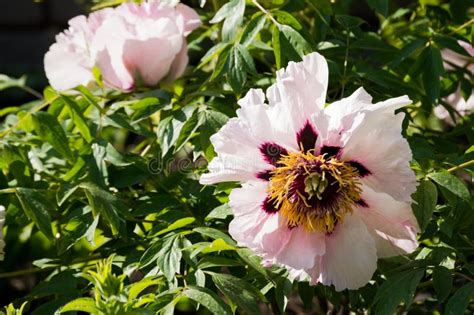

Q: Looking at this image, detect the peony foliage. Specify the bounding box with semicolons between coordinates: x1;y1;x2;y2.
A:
0;0;473;314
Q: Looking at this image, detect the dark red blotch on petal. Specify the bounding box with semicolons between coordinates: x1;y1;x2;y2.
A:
356;199;369;208
296;121;318;153
262;196;279;214
320;145;341;158
348;160;371;177
256;170;272;181
259;142;288;166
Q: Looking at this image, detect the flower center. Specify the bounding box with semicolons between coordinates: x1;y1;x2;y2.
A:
267;151;362;233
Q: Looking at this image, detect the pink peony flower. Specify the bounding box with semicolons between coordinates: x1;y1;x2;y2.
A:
200;52;419;291
90;1;200;91
44;9;113;91
435;40;474;124
44;1;200;92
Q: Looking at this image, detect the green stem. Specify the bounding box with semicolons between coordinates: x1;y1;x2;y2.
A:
448;159;474;173
20;86;44;100
0;267;43;279
252;0;279;26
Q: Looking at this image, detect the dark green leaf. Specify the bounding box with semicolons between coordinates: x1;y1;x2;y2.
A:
80;182;126;235
432;266;453;301
278;25;311;61
422;46;444;103
32;112;74;162
210;272;263;314
16;188;54;239
412;179;438;230
373;269;424;315
367;0;389;16
174;109;203;153
445;282;474;315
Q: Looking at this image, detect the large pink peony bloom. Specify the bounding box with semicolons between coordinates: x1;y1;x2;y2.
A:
435;40;474;124
44;1;200;92
200;52;419;291
44;9;113;91
90;1;200;91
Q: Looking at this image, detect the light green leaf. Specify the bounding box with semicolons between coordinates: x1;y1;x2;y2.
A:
0;74;26;91
240;13;267;46
183;286;232;315
56;298;98;314
428;172;470;201
60;95;93;142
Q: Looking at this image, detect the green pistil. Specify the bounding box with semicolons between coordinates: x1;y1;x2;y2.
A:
304;172;328;200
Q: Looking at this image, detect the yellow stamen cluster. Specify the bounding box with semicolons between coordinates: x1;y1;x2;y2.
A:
267;151;362;233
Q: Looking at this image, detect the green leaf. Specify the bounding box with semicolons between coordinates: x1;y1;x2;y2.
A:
130;97;164;123
15;188;54;239
367;0;389;16
183;286;232;315
32;112;74;162
373;269;424;315
140;234;182;281
210;0;246;41
0;74;26;91
428;172;470;201
445;282;474;315
193;227;236;246
80;182;126;235
272;25;283;69
128;278;163;300
228;44;256;93
273;10;302;30
157;107;195;156
56;297;98;314
198;42;232;70
432;266;453;302
240;13;267;46
422;46;443;103
174;109;203;153
60;95;93;142
76;86;103;112
412;179;438;230
210;272;263;314
206;204;233;220
278;25;311;61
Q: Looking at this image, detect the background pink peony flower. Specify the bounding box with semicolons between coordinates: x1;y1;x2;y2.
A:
201;52;419;291
90;1;201;91
435;40;474;124
44;8;112;91
44;1;200;92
